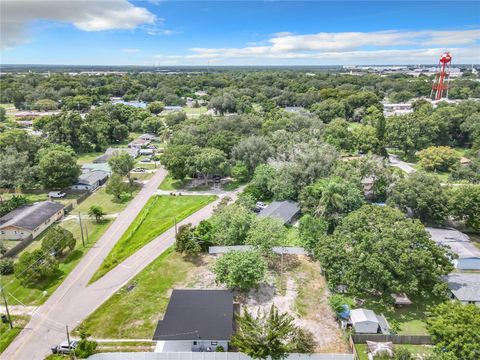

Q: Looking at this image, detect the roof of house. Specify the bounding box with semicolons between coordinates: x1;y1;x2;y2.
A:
153;289;234;341
257;201;300;224
0;201;64;231
350;308;379;324
82;163;112;173
75;171;109;186
94;148;139;163
446;272;480;302
427;227;480;260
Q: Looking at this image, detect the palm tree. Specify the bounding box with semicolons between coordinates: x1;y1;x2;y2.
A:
88;205;105;223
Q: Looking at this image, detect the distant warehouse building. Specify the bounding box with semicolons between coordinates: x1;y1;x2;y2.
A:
0;201;64;241
427;227;480;270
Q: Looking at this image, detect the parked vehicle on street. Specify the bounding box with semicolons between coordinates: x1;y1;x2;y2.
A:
51;340;78;354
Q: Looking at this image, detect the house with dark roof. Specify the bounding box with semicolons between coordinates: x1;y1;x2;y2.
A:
93;147;139;163
153;289;234;353
446;273;480;307
71;170;109;191
0;201;64;240
257;200;300;225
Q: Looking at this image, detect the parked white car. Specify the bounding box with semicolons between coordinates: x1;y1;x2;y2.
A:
48;191;66;198
51;340;78;354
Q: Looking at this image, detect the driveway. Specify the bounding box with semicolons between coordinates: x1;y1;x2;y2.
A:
388;154;416;174
1;169;241;360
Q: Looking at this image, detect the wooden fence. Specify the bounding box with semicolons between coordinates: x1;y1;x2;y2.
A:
2;234;34;258
351;334;432;345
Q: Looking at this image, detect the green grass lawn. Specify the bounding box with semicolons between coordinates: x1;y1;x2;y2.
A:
347;293;444;335
0;315;29;354
79;248;197;338
158;174;192;190
412;164;450;182
1;219;111;306
76;152;104;165
183;106;208;117
355;344;433;360
91;195;216;282
75;187;139;215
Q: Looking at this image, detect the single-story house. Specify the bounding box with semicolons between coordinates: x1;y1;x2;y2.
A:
361;176;375;200
128;138;150;149
257;201;300;225
153;289;234;352
163;105;183;112
350;308;389;334
82;163;112;174
139;148;155;156
427;227;480;270
460;157;471;166
382;103;413;117
71;170;109;191
445;272;480;307
0;201;64;241
93;147;139;163
284;106;307;113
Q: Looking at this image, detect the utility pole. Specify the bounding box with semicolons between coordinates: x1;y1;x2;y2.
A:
66;325;77;359
1;286;13;329
174;217;178;236
78;212;85;248
84;220;89;242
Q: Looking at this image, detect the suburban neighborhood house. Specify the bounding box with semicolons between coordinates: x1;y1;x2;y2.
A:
446;273;480;307
93;147;139;163
427;227;480;270
258;200;300;225
71;170;109;191
0;201;64;240
153;289;234;353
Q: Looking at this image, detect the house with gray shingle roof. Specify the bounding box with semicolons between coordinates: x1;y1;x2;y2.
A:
71;170;109;191
257;201;300;225
0;201;64;241
427;227;480;270
446;273;480;307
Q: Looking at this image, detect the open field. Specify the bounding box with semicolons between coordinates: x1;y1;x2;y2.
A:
183;106;208;117
158;174;192;191
0;315;29;354
75;187;139;215
1;219;111;306
355;344;434;360
91;194;216;281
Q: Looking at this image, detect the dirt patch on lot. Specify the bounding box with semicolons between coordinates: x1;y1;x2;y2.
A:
182;254;348;353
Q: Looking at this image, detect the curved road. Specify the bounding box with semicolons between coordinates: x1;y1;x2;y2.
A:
1;169;237;360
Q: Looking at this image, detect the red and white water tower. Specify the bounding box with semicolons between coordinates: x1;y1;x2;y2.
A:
431;51;452;101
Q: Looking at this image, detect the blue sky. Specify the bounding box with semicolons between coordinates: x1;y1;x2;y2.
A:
1;1;479;65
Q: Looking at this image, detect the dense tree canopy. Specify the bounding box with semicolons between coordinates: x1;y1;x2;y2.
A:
315;205;453;300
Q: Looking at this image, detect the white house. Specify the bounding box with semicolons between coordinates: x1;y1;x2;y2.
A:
71;170;109;191
446;273;480;307
0;201;64;241
153;289;233;352
427;227;480;270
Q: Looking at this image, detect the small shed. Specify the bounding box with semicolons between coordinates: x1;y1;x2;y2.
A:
350;308;379;334
391;293;412;308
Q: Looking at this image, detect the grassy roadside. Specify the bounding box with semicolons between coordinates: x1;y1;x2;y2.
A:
75;187;139;215
79;248;197;338
1;219;111;306
158;174;192;190
0;315;29;354
90;195;216;282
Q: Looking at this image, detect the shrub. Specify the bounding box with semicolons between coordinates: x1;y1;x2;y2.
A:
0;258;14;275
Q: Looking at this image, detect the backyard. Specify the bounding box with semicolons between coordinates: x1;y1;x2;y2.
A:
90;194;217;282
355;344;434;360
1;219;111;306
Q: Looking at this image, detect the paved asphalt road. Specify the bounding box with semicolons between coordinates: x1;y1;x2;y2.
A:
1;168;235;360
388;154;416;174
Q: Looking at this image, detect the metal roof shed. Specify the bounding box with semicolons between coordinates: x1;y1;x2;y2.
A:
350;308;379;334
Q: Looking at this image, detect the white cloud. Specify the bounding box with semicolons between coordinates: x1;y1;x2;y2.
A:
171;29;480;65
1;0;156;50
122;48;140;54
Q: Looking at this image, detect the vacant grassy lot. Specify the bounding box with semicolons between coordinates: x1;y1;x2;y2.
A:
91;195;216;281
2;219;111;306
355;344;434;360
76;152;104;165
75;187;139;215
0;315;29;354
0;191;81;207
183;106;208;117
79;248;196;338
158;174;192;191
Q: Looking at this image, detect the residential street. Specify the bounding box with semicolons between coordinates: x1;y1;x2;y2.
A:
1;169;170;360
388;154;417;174
1;169;240;360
